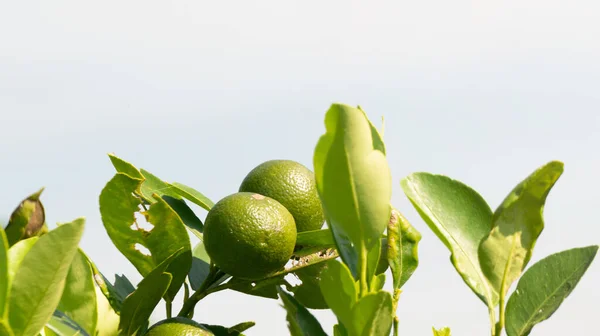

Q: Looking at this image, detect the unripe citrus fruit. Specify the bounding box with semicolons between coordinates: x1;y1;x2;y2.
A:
239;160;325;232
203;192;297;280
145;317;213;336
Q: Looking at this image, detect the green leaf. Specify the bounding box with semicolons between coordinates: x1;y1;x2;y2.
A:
45;310;89;336
228;321;255;333
95;284;120;336
370;274;386;293
0;227;8;318
329;224;358;278
8;218;85;336
99;173;192;301
94;272;135;314
171;182;214;211
57;249;98;335
108;153;144;179
432;326;451;336
0;321;13;336
401;173;497;306
319;259;357;328
350;291;393;336
291;262;329;309
314;103;392;252
118;272;172;336
505;245;598;336
161;196;203;239
479;161;564;297
334;324;349;336
188;242;211;291
4;188;46;247
387;208;421;289
295;229;336;248
228;276;284;300
277;287;328;336
366;238;382;289
6;237;38;285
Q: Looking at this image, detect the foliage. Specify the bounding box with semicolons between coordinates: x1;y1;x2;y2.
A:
0;103;596;336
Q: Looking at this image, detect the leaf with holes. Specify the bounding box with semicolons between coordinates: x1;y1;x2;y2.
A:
8;218;85;336
505;245;598;336
401;173;497;307
479;161;563;298
99;173;192;301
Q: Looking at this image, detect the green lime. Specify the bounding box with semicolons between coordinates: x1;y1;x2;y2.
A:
203;192;297;280
145;317;213;336
239;160;325;232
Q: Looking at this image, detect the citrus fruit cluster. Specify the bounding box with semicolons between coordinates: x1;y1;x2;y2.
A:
203;160;325;280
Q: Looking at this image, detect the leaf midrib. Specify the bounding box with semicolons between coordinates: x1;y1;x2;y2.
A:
405;178;494;303
515;259;590;335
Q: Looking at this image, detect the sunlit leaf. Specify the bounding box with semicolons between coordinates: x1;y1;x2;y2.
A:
319;260;357;329
505;245;598;336
350;291;393;336
479;161;563;297
387;208;421;289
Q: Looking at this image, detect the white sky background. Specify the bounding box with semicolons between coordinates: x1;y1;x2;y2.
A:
1;1;599;335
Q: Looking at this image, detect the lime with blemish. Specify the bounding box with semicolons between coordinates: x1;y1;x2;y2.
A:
239;160;325;232
203;192;297;280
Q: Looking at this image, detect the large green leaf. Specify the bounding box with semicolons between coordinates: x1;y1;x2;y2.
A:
57;249;98;335
277;288;328;336
4;188;46;247
118;272;172;336
350;291;393;336
401;173;497;306
505;245;598;336
8;218;85;336
387;208;421;289
0;227;8;318
319;260;357;329
0;320;13;336
479;161;563;297
6;237;38;285
313;103;392;252
99;173;192;301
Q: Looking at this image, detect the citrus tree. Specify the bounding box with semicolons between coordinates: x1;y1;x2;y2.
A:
0;103;597;336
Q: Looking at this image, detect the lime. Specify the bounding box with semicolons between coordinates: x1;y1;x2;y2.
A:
145;317;213;336
239;160;325;232
203;192;297;280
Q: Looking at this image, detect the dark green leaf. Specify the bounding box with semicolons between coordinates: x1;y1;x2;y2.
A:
0;321;13;336
228;321;255;333
479;161;563;297
162;196;203;239
57;249;98;335
277;287;328;336
291;262;329;309
119;272;172;336
295;229;336;248
334;324;349;336
351;291;393;336
99;173;192;301
330;224;358;278
366;238;382;289
8;218;85;336
401;173;497;306
171;182;214;211
5;188;46;247
387;208;421;289
319;260;357;328
314;103;392;253
505;245;598;336
228;276;284;299
0;227;8;318
188;242;211;291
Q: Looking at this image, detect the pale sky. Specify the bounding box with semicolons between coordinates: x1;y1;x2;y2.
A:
1;1;599;335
